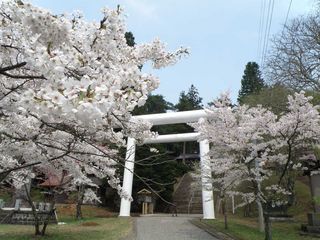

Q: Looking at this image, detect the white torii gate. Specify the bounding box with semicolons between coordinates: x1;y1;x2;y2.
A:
119;110;215;219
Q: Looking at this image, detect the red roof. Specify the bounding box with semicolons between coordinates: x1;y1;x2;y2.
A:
39;173;71;187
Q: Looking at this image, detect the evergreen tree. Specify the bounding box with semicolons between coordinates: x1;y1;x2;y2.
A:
125;31;135;47
174;85;203;159
175;84;203;111
133;94;174;116
240;84;320;116
238;62;265;104
240;85;292;115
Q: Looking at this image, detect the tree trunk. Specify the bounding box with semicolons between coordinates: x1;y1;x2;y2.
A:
216;196;221;214
41;172;64;236
41;218;49;236
41;224;48;236
41;204;55;236
76;201;82;220
34;222;41;235
76;185;85;220
257;200;265;232
264;212;272;240
41;216;49;236
222;199;228;230
24;184;41;235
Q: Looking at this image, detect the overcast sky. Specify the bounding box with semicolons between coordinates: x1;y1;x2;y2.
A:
30;0;316;105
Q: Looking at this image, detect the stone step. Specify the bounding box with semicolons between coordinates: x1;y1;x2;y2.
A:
172;172;203;214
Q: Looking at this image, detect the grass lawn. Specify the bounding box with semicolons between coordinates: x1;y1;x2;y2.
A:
201;178;319;240
0;217;132;240
0;205;132;240
204;216;319;240
55;204;118;221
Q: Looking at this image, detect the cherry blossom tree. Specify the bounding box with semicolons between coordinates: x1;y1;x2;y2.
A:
192;92;320;240
0;0;188;235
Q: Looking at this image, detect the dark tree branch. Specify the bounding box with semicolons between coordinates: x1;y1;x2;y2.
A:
0;62;26;72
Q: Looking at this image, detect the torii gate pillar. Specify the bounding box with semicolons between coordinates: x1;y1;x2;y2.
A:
119;137;136;217
199;139;215;219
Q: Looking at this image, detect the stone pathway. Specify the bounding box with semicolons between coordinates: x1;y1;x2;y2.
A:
135;214;219;240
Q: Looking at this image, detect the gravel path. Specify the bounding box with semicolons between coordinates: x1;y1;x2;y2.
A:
135;215;219;240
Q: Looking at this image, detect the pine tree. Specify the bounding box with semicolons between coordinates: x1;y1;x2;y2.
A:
125;31;135;47
175;84;203;111
133;94;173;115
174;85;203;160
238;62;265;104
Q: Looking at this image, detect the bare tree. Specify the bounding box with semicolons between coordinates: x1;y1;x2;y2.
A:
266;9;320;90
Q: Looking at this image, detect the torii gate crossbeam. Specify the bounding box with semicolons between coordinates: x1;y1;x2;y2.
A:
119;110;215;219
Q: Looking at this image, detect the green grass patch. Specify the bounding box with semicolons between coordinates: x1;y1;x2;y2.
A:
289;180;313;220
0;217;132;240
204;216;318;240
55;204;116;221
